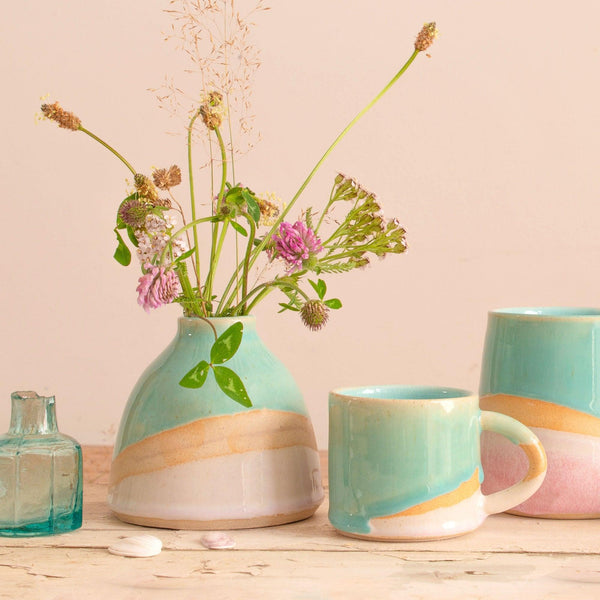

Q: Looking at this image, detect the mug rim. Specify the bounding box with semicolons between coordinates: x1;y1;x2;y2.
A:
490;307;600;320
329;384;475;402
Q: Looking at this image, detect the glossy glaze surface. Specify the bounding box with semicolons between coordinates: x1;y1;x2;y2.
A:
328;385;546;540
329;387;480;535
480;308;600;415
480;308;600;517
109;317;323;529
114;317;307;453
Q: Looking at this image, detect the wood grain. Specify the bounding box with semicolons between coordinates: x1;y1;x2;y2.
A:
0;446;598;599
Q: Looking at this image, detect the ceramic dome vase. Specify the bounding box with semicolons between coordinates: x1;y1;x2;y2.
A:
108;316;323;529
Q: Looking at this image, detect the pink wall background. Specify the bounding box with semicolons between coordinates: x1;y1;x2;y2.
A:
2;1;599;448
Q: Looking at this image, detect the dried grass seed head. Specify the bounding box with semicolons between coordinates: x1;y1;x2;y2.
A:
414;22;438;52
199;91;225;130
134;173;160;202
40;101;81;131
153;165;182;190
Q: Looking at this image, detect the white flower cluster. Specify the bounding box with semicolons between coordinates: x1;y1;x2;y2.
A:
135;213;187;265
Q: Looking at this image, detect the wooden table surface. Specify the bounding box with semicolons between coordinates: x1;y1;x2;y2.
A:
2;446;600;599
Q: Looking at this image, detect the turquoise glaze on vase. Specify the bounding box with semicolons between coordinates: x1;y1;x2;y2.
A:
480;307;600;517
114;316;309;450
108;316;323;530
329;385;547;541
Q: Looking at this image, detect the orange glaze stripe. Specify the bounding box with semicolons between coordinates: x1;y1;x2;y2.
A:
480;394;600;437
373;469;480;519
110;409;318;486
520;440;548;481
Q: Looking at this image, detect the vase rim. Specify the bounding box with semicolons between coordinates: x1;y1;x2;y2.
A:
489;307;600;320
178;315;256;322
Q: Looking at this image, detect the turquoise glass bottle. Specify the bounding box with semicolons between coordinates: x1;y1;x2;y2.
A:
0;391;83;536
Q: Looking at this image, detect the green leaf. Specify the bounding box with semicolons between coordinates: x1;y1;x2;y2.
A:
305;207;314;230
213;366;252;407
224;186;245;207
174;247;196;263
324;298;342;309
230;220;248;237
179;360;210;389
309;278;327;300
210;321;243;364
113;229;131;266
126;225;139;247
242;189;261;223
278;302;300;313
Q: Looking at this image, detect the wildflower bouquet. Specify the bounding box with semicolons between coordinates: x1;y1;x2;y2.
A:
41;4;437;407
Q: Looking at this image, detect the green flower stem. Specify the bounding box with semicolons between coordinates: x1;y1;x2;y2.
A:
215;260;243;314
314;184;339;234
160;216;217;265
204;126;228;306
216;213;257;315
199;315;218;341
322;224;354;247
78;126;136;175
241;286;273;315
231;278;310;316
246;48;421;271
321;198;367;247
187;109;203;297
214;127;228;210
319;249;368;263
240;214;257;313
176;261;205;317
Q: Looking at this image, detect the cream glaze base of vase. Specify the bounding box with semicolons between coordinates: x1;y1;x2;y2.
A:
112;504;321;530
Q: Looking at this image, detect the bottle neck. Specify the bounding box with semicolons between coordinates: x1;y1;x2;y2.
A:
9;391;59;435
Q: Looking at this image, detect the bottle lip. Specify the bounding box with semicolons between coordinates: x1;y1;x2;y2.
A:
9;391;58;436
11;391;55;403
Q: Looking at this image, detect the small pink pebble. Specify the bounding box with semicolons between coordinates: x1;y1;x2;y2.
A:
201;531;236;550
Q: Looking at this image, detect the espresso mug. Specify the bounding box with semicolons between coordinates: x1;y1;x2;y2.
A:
480;307;600;517
328;385;547;541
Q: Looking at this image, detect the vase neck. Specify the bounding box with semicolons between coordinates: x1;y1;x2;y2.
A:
9;391;58;435
177;316;257;338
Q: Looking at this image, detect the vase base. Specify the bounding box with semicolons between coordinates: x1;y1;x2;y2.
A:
111;503;321;530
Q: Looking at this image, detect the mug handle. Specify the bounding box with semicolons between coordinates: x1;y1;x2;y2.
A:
480;410;547;515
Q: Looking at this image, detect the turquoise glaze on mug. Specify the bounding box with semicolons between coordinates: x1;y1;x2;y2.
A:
329;386;480;534
329;385;547;541
480;307;600;518
480;307;600;415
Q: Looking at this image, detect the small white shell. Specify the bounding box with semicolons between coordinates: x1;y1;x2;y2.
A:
201;531;236;550
108;534;163;558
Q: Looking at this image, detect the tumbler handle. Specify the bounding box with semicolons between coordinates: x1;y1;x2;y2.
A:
480;411;547;515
